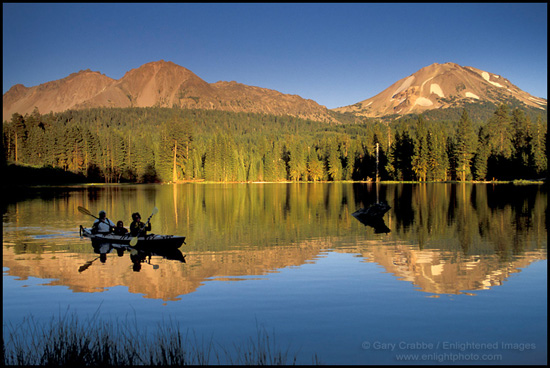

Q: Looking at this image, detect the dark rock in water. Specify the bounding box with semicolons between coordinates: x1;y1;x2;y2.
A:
352;202;391;218
352;202;391;234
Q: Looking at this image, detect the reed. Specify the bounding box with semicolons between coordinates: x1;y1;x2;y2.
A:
3;312;320;366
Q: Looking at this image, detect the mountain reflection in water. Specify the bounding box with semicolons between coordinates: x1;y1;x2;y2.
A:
2;183;547;301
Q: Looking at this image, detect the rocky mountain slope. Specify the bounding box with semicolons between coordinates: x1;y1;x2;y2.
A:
4;61;546;123
333;62;547;118
3;60;335;122
3;70;115;121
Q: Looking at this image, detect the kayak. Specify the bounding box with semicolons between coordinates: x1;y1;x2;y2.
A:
80;226;186;249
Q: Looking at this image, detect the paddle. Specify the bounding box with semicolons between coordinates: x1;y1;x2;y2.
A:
78;206;115;235
78;206;99;220
129;207;158;247
78;257;100;273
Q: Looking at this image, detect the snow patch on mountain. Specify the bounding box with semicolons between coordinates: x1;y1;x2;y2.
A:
393;76;415;97
415;97;433;106
430;84;444;98
481;71;504;88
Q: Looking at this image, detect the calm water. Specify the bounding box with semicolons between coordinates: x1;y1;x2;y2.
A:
2;183;547;365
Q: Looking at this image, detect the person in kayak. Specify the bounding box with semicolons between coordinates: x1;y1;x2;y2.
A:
130;212;151;237
91;210;115;234
113;220;128;236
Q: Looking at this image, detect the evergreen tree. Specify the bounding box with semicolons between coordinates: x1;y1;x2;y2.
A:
388;128;415;181
11;113;27;163
246;149;260;181
326;140;343;181
233;146;247;182
473;125;491;180
262;140;286;181
288;138;307;181
24;115;49;167
262;149;276;182
411;115;429;181
306;148;323;181
510;108;532;178
155;115;194;182
133;138;156;182
111;131;127;182
486;104;514;178
529;115;547;177
454;110;478;181
341;137;357;181
204;135;221;181
427;125;449;181
384;140;397;180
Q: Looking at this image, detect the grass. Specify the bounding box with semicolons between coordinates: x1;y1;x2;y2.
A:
3;311;321;366
511;179;546;185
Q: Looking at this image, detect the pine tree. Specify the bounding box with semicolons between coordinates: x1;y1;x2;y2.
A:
412;115;429;181
427;125;449;181
341;137;357;181
388;128;415;181
473;125;491;180
204;136;221;181
486;104;514;178
306;148;323;181
454;110;478;181
384;141;397;180
529;115;547;177
25;115;49;167
510;108;532;178
327;142;342;181
11;113;27;163
288;139;307;181
166;114;193;182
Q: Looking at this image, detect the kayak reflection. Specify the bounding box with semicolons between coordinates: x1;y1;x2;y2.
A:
79;242;186;273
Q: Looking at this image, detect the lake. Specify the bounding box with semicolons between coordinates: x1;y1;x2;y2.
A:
2;182;547;365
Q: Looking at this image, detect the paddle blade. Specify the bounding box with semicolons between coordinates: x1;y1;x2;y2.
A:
152;207;159;215
129;236;138;247
78;206;93;216
78;257;98;273
78;263;91;273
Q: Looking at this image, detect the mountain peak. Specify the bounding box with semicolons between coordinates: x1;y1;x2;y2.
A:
334;62;547;118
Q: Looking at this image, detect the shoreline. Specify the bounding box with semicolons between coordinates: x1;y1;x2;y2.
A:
3;162;546;187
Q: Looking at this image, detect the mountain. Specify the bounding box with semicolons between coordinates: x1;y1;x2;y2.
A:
3;60;336;123
71;61;215;110
3;70;115;121
4;61;547;123
333;62;547;119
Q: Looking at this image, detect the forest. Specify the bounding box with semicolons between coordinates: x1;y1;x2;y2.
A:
2;104;547;184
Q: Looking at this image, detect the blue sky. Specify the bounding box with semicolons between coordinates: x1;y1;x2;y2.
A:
3;3;547;109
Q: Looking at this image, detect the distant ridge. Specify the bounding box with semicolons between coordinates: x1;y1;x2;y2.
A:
3;60;336;123
3;70;115;121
